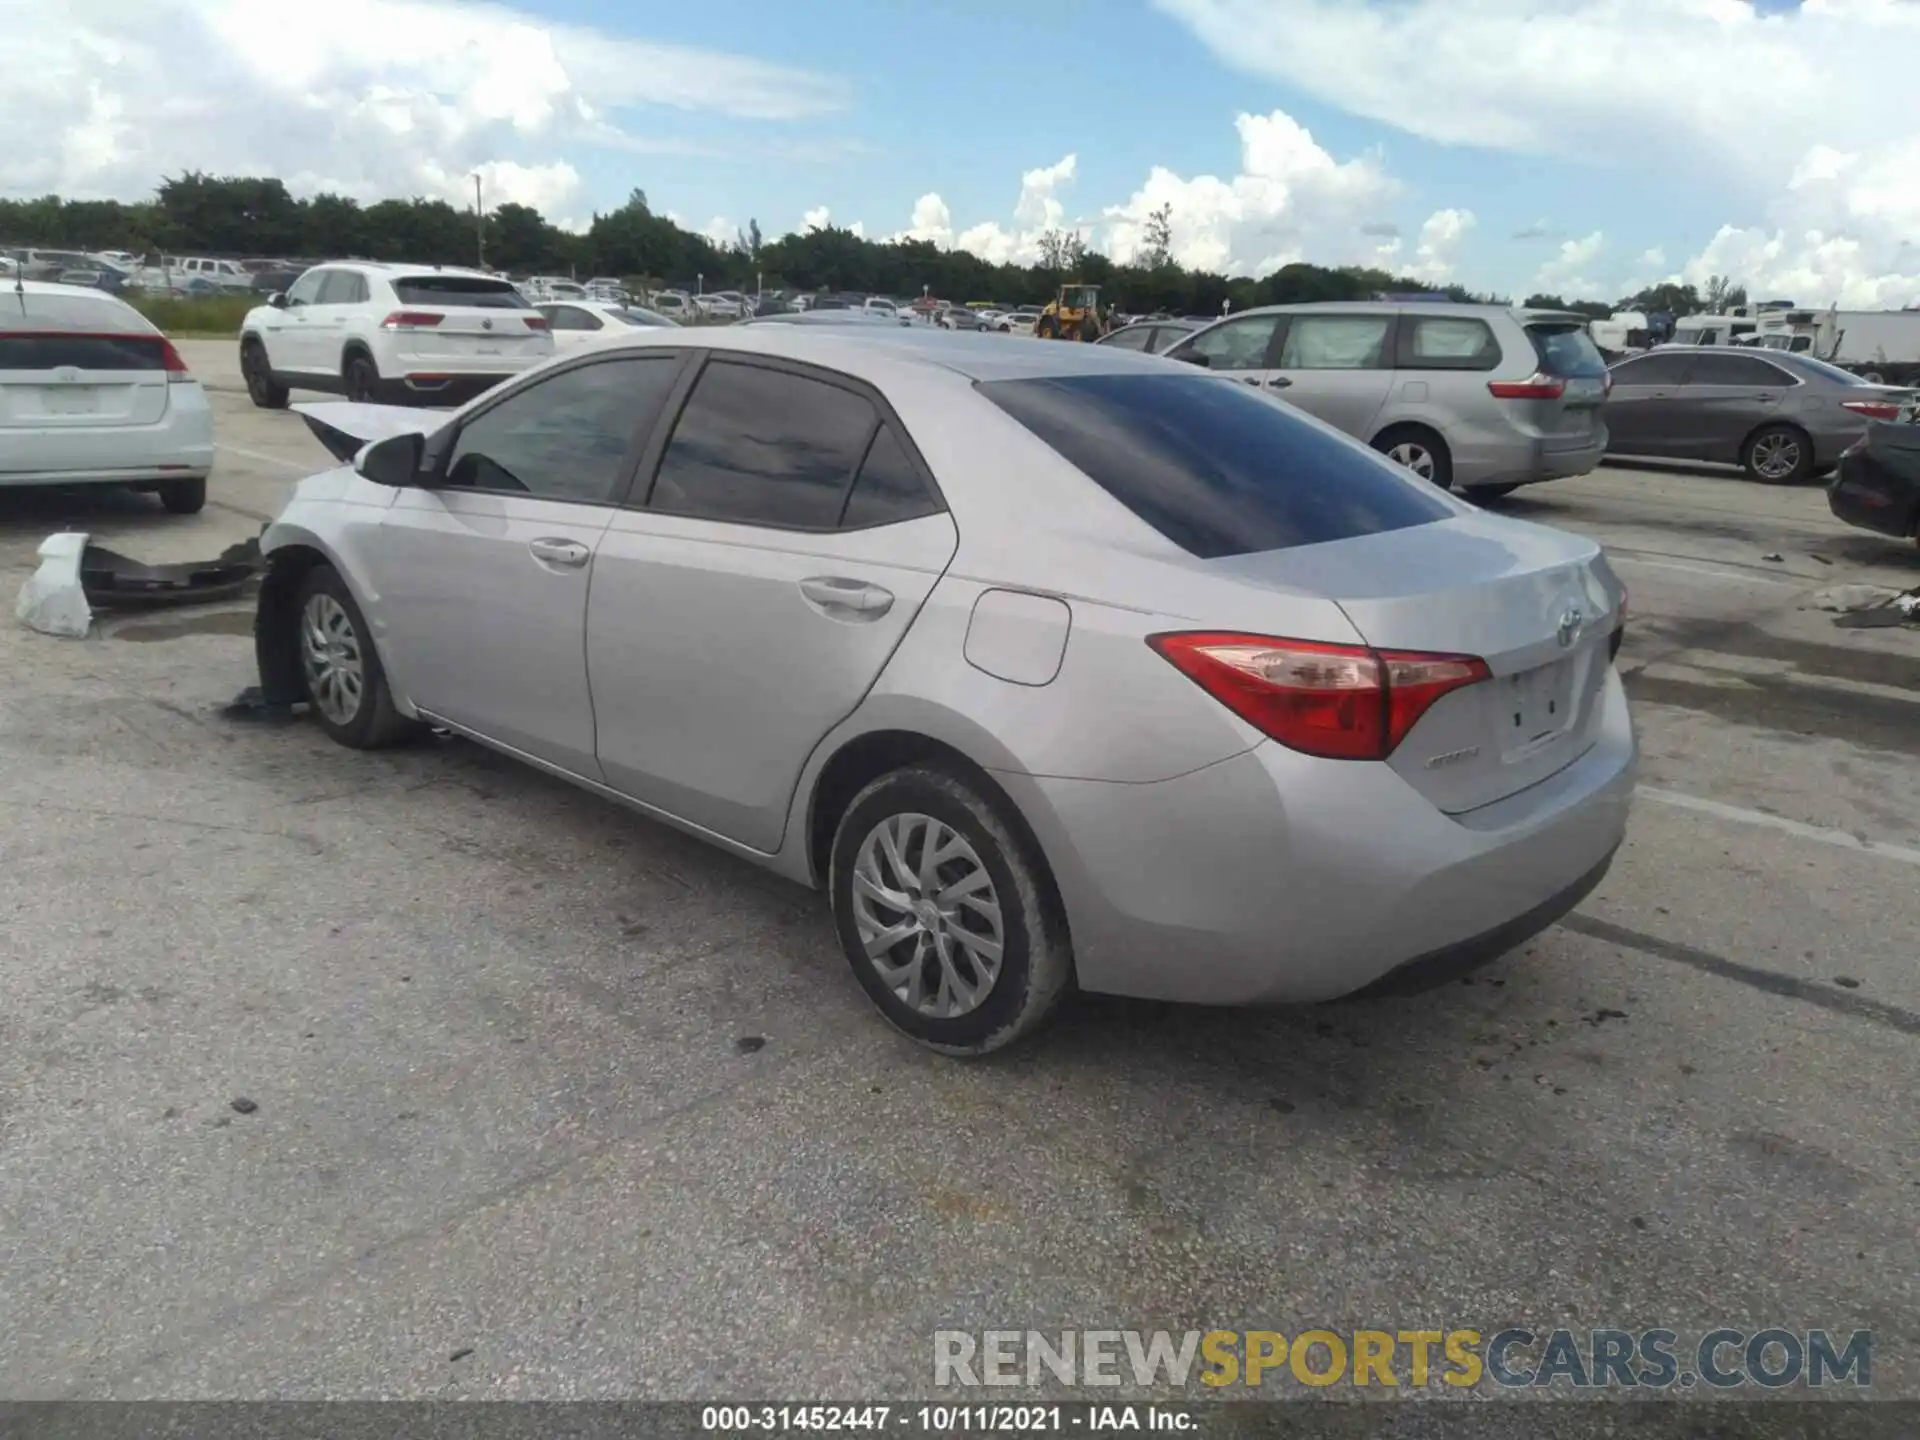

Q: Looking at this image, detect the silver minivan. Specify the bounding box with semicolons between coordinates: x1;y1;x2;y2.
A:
1164;302;1611;496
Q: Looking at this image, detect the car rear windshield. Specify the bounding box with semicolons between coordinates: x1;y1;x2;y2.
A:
0;332;169;369
1528;323;1607;378
392;275;528;308
977;373;1453;560
1789;354;1878;387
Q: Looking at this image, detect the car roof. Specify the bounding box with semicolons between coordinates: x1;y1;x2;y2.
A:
327;261;507;279
1217;300;1531;320
576;321;1185;384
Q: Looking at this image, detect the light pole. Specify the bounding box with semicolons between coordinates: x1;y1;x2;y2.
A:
473;173;485;270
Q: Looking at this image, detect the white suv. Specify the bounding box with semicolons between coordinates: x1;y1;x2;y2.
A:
238;262;555;409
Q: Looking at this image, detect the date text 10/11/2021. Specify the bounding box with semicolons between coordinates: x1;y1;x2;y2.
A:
702;1405;1196;1432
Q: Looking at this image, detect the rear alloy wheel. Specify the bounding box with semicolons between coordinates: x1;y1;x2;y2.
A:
1741;425;1813;485
295;565;422;750
1373;427;1454;491
829;765;1073;1056
240;339;289;409
158;477;207;515
343;354;381;404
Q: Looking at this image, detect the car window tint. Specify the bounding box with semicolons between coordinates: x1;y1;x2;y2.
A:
978;373;1452;560
841;425;939;529
314;271;358;305
1279;315;1391;370
444;356;678;504
1182;315;1279;371
1101;326;1154;351
1528;323;1608;378
650;361;879;528
1400;316;1499;371
393;275;526;308
1687;354;1789;386
1610;353;1692;385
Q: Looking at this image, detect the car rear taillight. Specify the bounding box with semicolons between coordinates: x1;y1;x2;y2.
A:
1840;399;1902;420
159;337;191;383
1148;632;1491;761
1488;374;1567;400
379;311;444;331
523;315;550;331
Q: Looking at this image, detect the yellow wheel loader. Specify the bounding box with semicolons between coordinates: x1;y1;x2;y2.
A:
1033;283;1108;341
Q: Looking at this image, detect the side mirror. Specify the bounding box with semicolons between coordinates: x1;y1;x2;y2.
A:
355;431;425;487
1172;348;1210;368
267;292;288;309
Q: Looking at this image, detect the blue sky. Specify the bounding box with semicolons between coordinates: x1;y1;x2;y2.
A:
18;0;1920;307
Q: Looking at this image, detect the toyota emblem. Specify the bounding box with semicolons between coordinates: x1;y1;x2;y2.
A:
481;318;494;330
1557;606;1584;647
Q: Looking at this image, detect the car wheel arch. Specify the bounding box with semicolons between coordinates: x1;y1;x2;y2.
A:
255;540;408;713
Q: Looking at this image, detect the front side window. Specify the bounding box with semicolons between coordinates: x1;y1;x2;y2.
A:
314;271;363;305
1278;315;1391;370
1609;353;1694;386
284;270;325;307
648;361;880;528
1178;315;1280;372
442;356;680;504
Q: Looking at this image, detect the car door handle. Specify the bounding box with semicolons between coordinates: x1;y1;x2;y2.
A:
1265;377;1293;388
528;537;590;568
799;576;894;617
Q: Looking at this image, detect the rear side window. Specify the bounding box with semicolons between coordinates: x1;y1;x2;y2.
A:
1398;316;1500;371
0;333;168;369
393;275;527;309
1687;354;1791;387
1100;326;1154;352
649;360;879;529
978;374;1453;560
1528;324;1607;378
1278;315;1391;370
841;426;940;529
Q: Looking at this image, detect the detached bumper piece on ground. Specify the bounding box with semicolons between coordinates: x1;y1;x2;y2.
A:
15;532;263;637
1828;418;1920;548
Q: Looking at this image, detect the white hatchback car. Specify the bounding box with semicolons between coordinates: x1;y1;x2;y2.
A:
537;300;682;350
0;281;214;513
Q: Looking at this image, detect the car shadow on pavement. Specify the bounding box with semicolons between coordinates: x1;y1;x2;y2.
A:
0;484;187;540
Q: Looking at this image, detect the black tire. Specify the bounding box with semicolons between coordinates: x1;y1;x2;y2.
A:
343;352;381;404
240;338;289;409
158;477;207;514
1470;483;1522;500
1740;424;1813;485
1372;425;1454;490
293;564;422;750
1078;316;1099;343
1036;314;1060;340
828;764;1073;1057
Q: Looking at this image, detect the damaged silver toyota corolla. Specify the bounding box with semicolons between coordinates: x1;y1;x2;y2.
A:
251;327;1635;1055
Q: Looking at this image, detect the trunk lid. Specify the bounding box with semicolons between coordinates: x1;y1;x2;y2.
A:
0;332;173;429
1212;512;1622;814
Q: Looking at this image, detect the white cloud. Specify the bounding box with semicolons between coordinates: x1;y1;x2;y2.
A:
1;0;845;215
1638;247;1666;270
1100;112;1394;276
795;206;863;239
1154;0;1920;303
1370;207;1476;283
882;156;1090;265
1533;231;1607;297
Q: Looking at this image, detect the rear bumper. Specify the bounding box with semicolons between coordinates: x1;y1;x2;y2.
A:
376;373;519;407
0;398;214;487
1455;428;1608;489
997;669;1637;1005
1827;444;1920;539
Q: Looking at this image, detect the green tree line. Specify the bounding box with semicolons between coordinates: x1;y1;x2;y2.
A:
2;171;1532;314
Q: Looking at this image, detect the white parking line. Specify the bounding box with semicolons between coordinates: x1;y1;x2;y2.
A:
218;443;310;472
1608;554;1801;587
1638;786;1920;868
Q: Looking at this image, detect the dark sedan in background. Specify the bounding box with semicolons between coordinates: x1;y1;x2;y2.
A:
1604;346;1916;484
1094;317;1205;354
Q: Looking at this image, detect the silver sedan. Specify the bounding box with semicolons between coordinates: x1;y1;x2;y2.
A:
256;326;1636;1054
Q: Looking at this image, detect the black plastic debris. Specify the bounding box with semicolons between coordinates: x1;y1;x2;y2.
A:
220;683;304;725
1833;584;1920;629
80;536;263;610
